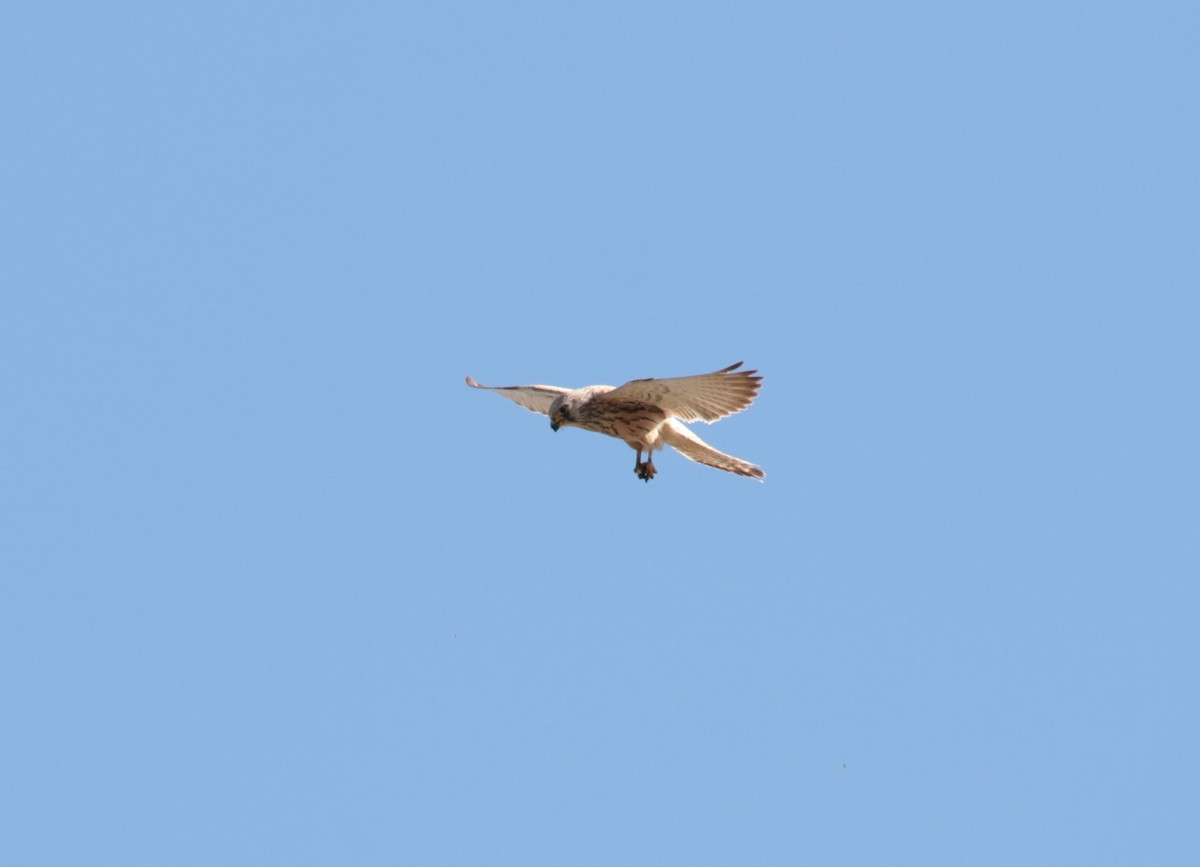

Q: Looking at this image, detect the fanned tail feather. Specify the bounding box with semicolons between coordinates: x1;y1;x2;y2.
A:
660;419;765;481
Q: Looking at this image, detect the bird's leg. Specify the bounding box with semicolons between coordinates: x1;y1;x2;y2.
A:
634;448;657;482
642;456;657;481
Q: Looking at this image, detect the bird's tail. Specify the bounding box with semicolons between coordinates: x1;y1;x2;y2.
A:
660;419;765;481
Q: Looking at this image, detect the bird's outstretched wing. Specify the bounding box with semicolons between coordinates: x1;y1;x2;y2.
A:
465;376;570;416
599;361;762;423
660;419;765;480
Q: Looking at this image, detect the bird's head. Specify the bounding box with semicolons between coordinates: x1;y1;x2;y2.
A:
549;395;576;432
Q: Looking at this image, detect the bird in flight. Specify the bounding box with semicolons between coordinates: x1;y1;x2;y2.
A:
465;362;764;482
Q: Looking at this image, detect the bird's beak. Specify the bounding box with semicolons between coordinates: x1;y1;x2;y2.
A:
550;421;560;432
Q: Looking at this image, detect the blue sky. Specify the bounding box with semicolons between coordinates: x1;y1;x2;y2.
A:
3;2;1197;864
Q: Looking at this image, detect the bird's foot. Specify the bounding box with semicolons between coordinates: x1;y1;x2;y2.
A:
634;461;658;482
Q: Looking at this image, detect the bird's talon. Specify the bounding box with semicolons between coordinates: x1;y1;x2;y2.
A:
634;461;657;481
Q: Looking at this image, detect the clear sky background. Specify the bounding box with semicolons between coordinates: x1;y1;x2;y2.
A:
3;2;1197;864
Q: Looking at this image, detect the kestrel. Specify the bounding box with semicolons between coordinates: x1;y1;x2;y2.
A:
465;362;764;482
